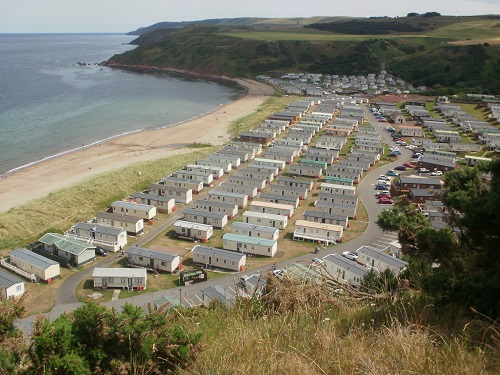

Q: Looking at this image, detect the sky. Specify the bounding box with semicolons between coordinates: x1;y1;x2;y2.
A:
1;0;499;33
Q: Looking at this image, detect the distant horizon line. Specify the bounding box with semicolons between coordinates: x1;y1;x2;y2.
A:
0;32;131;35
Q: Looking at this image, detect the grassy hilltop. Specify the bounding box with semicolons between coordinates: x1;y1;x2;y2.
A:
106;15;500;93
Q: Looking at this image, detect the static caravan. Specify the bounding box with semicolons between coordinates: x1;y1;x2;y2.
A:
173;220;213;241
111;201;157;221
8;248;60;282
228;175;267;192
259;193;300;209
356;246;408;275
223;234;277;257
303;210;349;229
127;246;181;273
194;200;239;219
326;169;361;184
146;184;192;204
324;176;353;186
242;211;288;230
269;184;308;200
131;192;175;214
183;208;228;229
270;145;301;157
229;141;263;155
288;128;316;138
317;193;358;206
246;163;280;177
207;154;241;168
275;177;314;191
218;183;258;199
207;190;248;209
37;233;95;266
302;152;335;165
322;254;368;286
222;146;256;160
92;268;147;291
185;164;224;180
96;212;144;235
262;151;295;164
218;150;250;163
274;138;304;148
337;159;371;172
250;201;294;218
71;222;127;252
172;170;214;187
349;149;380;163
288;164;323;178
253;158;286;171
162;177;203;194
0;270;25;299
192;245;246;272
251;128;277;140
236;168;274;183
320;183;356;196
196;159;232;174
314;140;343;150
300;159;328;171
314;201;357;219
346;153;375;166
293;220;343;245
330;164;364;177
284;133;312;145
238;132;272;145
295;123;321;133
231;222;279;241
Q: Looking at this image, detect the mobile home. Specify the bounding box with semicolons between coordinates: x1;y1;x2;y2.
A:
207;154;241;168
207;190;248;208
274;176;314;191
146;184;192;204
253;158;286;171
0;270;25;299
293;220;343;245
194;200;239;219
92;268;147;291
173;220;213;241
231;222;279;241
162;177;203;194
288;164;323;178
111;201;157;221
127;246;181;273
8;248;60;282
185;164;224;180
303;211;349;229
320;183;356;196
242;211;288;230
192;245;246;271
196;159;232;174
218;183;259;199
172;170;213;187
223;234;277;257
250;201;294;218
269;184;308;200
228;175;267;191
258;193;300;209
96;212;144;235
131;193;175;214
71;222;127;252
314;201;357;219
236;168;274;183
183;208;228;229
37;233;96;266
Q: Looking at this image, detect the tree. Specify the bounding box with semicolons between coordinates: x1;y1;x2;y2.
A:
376;160;500;317
0;291;28;373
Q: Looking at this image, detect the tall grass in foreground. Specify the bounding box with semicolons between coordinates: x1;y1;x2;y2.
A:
177;278;499;374
0;148;217;252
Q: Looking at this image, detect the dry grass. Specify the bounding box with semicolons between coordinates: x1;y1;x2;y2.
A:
0;148;219;253
178;280;499;374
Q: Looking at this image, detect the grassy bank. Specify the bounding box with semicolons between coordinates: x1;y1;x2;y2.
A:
177;279;499;374
0;148;216;252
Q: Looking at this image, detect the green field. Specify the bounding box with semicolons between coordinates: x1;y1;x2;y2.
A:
424;19;500;41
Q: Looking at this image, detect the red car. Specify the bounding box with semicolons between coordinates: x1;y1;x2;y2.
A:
403;162;414;168
378;197;394;204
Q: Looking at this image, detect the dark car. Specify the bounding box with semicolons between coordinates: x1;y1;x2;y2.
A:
388;152;399;157
375;184;388;190
394;166;406;171
391;133;402;138
96;248;108;257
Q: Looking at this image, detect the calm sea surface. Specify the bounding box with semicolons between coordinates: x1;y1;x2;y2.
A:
0;34;245;175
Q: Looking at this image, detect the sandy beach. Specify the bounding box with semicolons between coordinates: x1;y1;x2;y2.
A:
0;78;275;213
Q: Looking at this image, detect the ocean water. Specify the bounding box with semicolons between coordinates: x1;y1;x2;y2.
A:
0;34;245;175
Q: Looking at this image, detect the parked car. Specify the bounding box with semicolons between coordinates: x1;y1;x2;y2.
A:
379;175;391;181
403;162;414;168
388;152;399;157
378;192;392;198
431;170;443;176
391;133;402;138
378;119;388;122
96;248;108;257
394;166;406;171
376;115;383;119
386;170;399;177
392;150;402;155
378;197;394;204
342;251;358;261
411;153;422;158
375;184;389;190
419;168;430;173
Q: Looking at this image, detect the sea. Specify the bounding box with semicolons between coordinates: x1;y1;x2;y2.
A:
0;33;246;176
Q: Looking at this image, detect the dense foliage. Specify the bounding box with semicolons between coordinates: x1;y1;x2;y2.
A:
0;300;202;374
306;19;425;35
376;160;500;317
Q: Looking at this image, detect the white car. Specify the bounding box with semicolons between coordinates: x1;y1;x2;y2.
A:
431;170;443;176
378;175;391;181
342;251;358;261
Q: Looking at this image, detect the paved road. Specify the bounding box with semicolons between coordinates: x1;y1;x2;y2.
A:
28;105;414;326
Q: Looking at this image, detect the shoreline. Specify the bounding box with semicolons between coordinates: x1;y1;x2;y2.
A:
0;77;276;213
